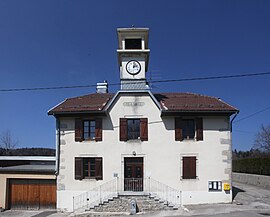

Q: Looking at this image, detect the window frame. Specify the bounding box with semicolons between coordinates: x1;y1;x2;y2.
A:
83;120;96;141
127;119;141;140
175;117;203;141
181;155;198;180
83;158;96;179
182;119;196;140
75;118;102;142
120;118;148;142
75;157;103;180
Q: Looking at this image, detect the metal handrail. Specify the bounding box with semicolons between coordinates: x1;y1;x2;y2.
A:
72;177;182;211
124;178;143;191
122;177;181;207
148;178;182;208
73;178;118;211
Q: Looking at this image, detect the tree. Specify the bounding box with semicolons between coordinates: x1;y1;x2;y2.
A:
0;130;18;155
253;125;270;153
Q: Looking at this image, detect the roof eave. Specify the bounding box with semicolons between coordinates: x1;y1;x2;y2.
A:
161;110;239;116
0;170;56;175
48;110;107;117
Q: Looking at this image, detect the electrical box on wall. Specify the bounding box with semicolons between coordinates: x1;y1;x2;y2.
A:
223;183;231;191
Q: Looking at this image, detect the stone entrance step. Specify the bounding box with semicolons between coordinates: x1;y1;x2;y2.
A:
86;195;178;213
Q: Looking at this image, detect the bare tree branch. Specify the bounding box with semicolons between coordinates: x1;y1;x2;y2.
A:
0;130;19;155
253;125;270;153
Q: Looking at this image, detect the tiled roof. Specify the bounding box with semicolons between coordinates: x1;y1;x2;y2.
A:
154;92;238;112
48;92;238;115
48;93;114;115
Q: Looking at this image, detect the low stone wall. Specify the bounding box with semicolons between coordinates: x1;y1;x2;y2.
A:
232;172;270;189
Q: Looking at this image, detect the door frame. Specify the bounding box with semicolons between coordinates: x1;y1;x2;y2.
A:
121;154;145;192
124;157;144;191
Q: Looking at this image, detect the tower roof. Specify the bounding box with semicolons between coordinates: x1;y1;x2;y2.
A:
117;28;149;49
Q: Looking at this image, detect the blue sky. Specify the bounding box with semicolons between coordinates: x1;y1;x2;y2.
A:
0;0;269;151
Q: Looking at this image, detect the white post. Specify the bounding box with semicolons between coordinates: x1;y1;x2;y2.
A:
72;196;75;212
148;177;150;194
99;185;102;204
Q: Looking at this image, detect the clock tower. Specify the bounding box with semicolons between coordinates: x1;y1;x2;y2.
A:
117;28;150;90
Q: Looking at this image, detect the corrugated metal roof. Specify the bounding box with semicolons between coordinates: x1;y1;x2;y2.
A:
0;156;56;161
0;164;55;173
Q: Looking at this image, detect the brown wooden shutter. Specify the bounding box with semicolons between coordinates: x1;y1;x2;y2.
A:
175;117;183;141
75;157;83;180
183;157;196;179
75;119;83;142
140;118;148;141
95;118;102;141
196;118;203;141
120;118;127;141
95;157;103;180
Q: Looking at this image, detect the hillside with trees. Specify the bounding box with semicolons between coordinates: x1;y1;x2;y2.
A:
0;147;55;156
233;125;270;175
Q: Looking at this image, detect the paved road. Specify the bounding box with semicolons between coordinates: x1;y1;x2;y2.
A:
163;181;270;217
1;181;270;217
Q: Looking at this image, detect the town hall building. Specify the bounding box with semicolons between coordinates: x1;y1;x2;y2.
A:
48;28;238;212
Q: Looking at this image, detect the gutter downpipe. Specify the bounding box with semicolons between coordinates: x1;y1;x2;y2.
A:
55;117;60;176
229;111;239;199
230;111;239;132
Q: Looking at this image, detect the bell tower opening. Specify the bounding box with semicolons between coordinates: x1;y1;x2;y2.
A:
125;38;142;49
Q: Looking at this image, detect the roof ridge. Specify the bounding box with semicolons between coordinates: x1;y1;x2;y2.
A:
66;92;115;100
154;92;219;98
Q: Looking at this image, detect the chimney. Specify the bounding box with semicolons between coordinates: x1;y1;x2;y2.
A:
96;81;108;93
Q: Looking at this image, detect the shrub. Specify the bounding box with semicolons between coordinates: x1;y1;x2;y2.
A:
233;157;270;175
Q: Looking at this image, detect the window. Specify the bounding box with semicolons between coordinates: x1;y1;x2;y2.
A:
75;157;102;180
182;156;197;179
125;38;142;49
120;118;148;141
175;117;203;141
75;118;102;142
182;119;195;139
127;119;140;140
83;158;95;178
83;120;95;140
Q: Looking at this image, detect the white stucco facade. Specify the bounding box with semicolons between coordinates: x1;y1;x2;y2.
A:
56;93;233;211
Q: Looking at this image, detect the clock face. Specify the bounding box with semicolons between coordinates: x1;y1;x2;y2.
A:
126;60;141;75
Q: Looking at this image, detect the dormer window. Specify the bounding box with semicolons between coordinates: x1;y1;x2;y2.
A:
125;38;142;49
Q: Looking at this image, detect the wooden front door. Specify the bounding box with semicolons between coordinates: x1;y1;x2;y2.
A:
9;179;56;210
124;157;143;191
